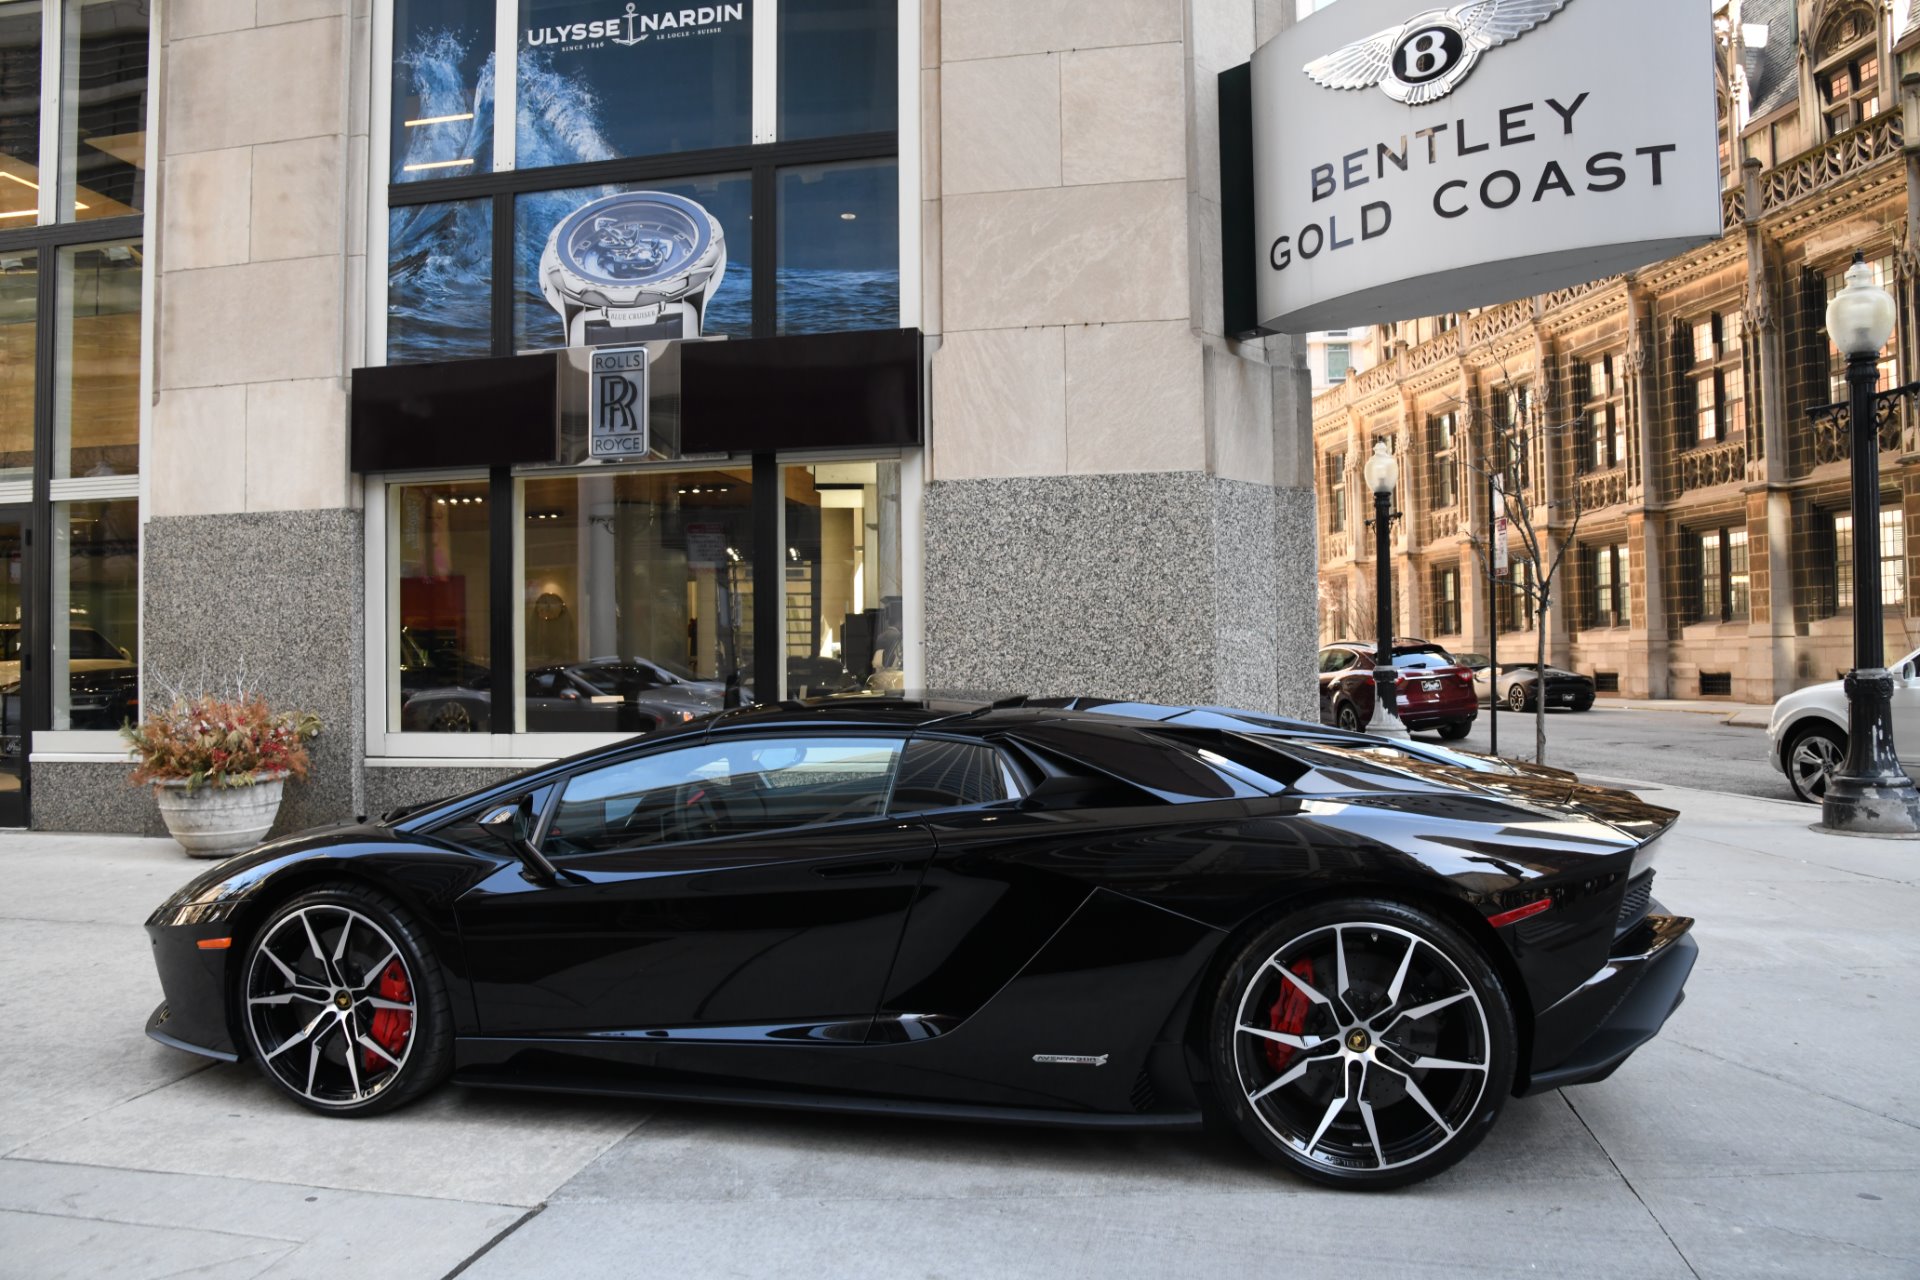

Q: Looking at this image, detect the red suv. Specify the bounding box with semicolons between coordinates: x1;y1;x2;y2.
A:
1317;639;1480;740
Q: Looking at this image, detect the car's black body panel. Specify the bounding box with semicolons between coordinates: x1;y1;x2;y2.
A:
143;696;1694;1128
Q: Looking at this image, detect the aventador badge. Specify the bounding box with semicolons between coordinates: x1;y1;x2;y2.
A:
1032;1054;1110;1067
539;190;727;347
1303;0;1573;106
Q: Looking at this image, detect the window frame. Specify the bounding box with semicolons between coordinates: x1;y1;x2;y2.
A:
0;0;152;764
374;0;911;355
1684;311;1745;447
1691;523;1750;624
1829;504;1908;614
1814;5;1881;138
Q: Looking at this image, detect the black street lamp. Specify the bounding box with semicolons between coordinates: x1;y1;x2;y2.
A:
1819;252;1920;835
1363;441;1408;739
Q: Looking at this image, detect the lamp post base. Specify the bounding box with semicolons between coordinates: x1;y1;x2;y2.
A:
1820;668;1920;836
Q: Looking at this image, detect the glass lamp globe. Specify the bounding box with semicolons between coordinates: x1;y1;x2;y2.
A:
1364;440;1399;497
1826;252;1898;359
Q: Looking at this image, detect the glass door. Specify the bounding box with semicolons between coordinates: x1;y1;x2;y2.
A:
0;506;28;826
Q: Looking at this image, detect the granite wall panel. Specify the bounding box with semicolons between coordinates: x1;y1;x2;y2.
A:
924;473;1318;718
141;509;366;837
363;766;522;820
31;762;164;836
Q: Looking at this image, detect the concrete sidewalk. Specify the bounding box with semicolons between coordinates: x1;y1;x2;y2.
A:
1593;699;1774;728
0;786;1914;1279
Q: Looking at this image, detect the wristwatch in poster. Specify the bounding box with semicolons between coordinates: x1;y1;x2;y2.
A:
539;191;728;346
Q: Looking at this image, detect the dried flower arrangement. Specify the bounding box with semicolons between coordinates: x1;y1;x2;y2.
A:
122;691;321;793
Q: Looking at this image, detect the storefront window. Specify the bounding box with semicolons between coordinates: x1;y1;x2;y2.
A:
784;461;900;694
513;174;751;351
54;239;138;478
389;199;493;364
392;0;494;182
0;251;32;479
0;3;39;224
778;0;896;141
392;480;493;732
59;0;146;222
517;468;754;733
517;0;752;167
777;159;897;335
51;497;135;730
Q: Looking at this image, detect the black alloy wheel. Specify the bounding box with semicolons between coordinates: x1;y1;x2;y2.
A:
1437;721;1472;742
240;884;452;1116
1206;899;1516;1189
1785;723;1846;804
429;701;477;733
1571;696;1595;713
1507;684;1530;714
1336;703;1362;732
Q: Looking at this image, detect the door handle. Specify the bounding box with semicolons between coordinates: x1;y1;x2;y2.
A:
815;860;902;880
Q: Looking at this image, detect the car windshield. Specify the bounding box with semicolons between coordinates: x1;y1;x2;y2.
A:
1392;651;1453;670
68;629;124;660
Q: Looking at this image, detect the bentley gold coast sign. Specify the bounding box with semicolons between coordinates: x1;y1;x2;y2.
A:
1246;0;1721;333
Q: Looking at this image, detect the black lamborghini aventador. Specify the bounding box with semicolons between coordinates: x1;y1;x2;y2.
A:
143;696;1696;1189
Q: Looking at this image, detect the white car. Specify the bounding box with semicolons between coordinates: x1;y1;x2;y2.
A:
1768;647;1920;802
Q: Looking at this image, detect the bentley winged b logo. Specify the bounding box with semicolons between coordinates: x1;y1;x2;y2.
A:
1303;0;1573;105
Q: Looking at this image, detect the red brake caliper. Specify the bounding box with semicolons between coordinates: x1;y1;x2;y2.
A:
362;958;412;1074
1265;958;1316;1072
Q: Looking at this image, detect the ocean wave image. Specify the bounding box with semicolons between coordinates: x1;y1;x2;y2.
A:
778;269;900;335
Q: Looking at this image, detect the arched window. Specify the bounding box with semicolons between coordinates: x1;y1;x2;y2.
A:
1815;4;1881;137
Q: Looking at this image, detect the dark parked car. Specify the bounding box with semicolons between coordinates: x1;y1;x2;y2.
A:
143;695;1694;1190
1456;657;1597;713
1318;639;1479;740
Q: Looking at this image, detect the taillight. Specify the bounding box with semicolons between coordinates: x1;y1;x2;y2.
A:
1456;671;1474;685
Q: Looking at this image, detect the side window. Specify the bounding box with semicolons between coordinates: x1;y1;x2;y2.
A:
889;739;1020;814
545;736;904;857
1319;649;1353;674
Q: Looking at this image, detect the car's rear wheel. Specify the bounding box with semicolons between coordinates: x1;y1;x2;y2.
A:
1571;696;1594;713
1507;685;1529;713
1336;702;1361;732
1786;723;1846;804
1437;720;1472;741
1206;899;1516;1190
240;884;452;1116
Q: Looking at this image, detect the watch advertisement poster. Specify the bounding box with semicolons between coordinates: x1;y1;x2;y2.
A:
386;0;900;365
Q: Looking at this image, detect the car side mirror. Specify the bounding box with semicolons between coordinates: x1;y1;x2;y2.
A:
479;802;562;884
1900;661;1917;686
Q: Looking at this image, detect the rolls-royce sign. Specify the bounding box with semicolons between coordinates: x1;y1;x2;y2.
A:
1248;0;1719;333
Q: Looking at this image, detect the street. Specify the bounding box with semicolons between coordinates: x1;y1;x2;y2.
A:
1434;704;1792;802
2;708;1915;1279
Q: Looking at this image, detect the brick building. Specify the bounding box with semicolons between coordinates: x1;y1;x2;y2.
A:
1312;0;1920;705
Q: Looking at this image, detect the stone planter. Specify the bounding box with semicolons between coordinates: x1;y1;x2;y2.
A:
153;774;286;858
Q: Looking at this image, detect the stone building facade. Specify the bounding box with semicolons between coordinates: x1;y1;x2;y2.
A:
1312;0;1920;706
4;0;1322;835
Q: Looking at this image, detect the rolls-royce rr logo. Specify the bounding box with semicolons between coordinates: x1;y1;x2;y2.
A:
1303;0;1572;105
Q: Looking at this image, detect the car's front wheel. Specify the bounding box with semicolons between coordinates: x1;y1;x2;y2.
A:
1206;899;1517;1190
239;884;452;1116
1786;722;1846;804
1507;684;1530;713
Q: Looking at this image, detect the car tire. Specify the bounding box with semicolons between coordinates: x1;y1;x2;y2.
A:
1437;720;1472;742
1785;722;1846;805
1507;685;1529;714
1571;697;1594;713
1336;703;1362;732
239;883;453;1117
1205;898;1517;1190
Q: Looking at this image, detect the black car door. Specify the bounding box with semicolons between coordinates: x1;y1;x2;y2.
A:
454;732;932;1038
